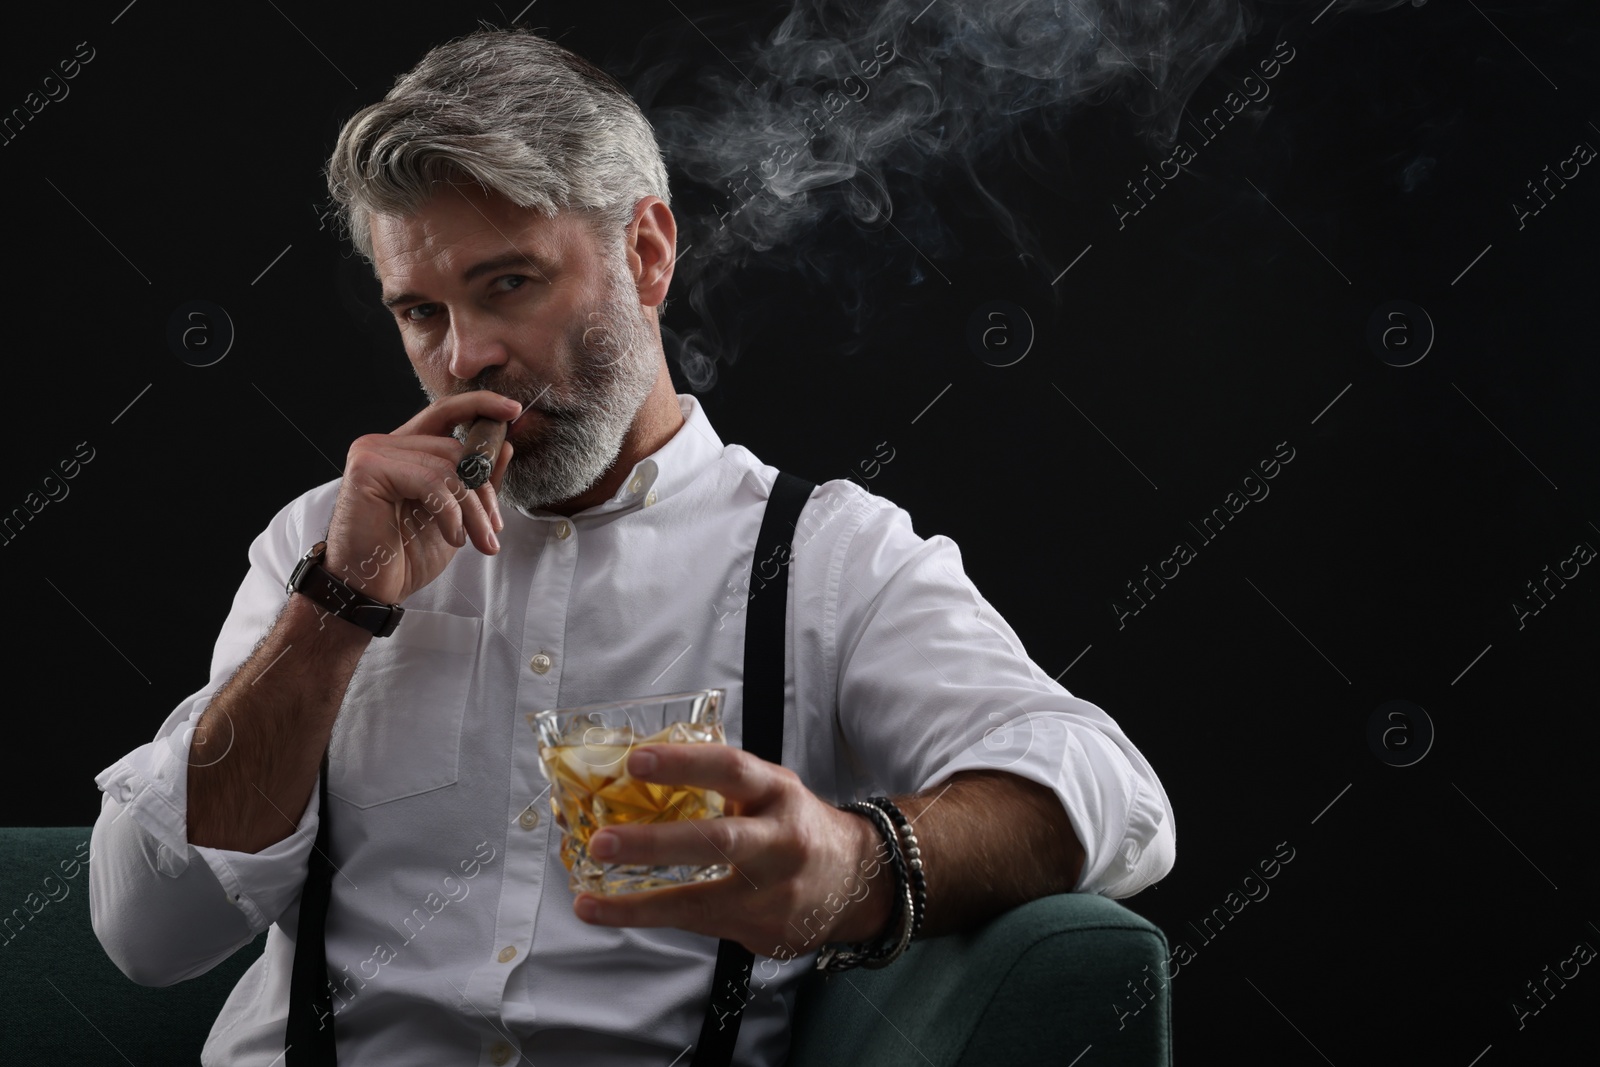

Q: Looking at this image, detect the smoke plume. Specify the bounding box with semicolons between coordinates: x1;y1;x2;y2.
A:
618;0;1423;388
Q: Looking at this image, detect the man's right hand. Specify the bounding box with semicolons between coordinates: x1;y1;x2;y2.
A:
323;390;522;606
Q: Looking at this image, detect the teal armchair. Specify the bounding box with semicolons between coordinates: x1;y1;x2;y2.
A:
1;827;1171;1064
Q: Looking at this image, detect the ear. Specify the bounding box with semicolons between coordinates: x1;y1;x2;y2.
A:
625;197;678;310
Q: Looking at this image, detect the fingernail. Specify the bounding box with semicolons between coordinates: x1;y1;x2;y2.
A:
630;749;658;776
575;896;601;922
488;530;500;552
591;833;619;859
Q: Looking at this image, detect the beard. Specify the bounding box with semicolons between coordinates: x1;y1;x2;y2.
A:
425;251;660;512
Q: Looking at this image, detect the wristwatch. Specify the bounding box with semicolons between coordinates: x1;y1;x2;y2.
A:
286;541;405;638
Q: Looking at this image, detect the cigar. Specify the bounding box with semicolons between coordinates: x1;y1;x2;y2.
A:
456;416;508;490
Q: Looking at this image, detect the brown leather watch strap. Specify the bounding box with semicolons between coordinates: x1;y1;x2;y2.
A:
287;541;405;638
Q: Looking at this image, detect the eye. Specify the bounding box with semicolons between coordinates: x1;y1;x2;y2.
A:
403;304;438;323
398;276;529;324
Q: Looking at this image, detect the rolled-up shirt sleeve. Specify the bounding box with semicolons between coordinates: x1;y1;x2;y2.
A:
827;490;1176;899
89;486;333;985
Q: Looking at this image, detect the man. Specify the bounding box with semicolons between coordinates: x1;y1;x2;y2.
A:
88;26;1174;1066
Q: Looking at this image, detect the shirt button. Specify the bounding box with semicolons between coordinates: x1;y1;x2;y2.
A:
498;945;518;964
518;806;541;830
554;520;572;540
530;653;552;675
644;489;657;507
628;475;644;494
490;1042;513;1065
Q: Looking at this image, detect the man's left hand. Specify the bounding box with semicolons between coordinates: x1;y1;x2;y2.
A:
571;743;893;955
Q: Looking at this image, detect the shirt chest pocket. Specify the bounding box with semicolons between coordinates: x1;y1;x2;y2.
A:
327;609;482;809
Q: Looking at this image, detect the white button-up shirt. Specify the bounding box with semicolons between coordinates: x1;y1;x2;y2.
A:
89;393;1175;1066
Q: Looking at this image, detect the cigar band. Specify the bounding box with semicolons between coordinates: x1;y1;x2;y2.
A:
457;452;494;490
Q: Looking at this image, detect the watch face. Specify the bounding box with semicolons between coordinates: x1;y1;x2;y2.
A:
289;542;328;594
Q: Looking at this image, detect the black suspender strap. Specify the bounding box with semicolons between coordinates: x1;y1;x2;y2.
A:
690;470;816;1067
284;470;817;1066
285;751;337;1064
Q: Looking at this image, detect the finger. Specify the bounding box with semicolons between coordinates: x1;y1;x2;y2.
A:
627;743;789;805
384;433;492;463
373;447;494;552
344;447;473;550
573;877;738;935
381;413;514;539
393;389;523;440
437;458;500;554
361;446;498;555
379;434;504;536
482;439;513;532
590;814;761;872
388;443;501;553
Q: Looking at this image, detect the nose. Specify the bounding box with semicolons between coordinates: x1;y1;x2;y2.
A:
444;306;511;382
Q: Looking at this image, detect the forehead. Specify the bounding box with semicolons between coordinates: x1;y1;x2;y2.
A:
370;182;595;283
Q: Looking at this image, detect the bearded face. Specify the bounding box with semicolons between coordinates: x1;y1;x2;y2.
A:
441;247;658;512
416;244;659;511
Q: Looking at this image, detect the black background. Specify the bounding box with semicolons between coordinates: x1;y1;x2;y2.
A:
3;0;1595;1063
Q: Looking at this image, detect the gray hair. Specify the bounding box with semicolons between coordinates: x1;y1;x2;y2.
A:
325;26;671;279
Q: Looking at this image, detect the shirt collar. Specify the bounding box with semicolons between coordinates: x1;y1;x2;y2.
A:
514;393;724;522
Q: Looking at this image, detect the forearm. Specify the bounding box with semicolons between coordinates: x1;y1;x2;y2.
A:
186;592;371;852
858;770;1085;941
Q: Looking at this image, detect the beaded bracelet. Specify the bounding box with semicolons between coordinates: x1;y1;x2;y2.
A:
815;801;914;972
861;795;926;941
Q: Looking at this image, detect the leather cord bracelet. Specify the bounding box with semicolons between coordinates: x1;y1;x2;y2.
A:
816;800;915;972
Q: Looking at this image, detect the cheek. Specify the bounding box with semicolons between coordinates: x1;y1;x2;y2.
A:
571;305;623;360
409;357;448;400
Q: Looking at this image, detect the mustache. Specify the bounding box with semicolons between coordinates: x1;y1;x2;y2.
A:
454;380;561;414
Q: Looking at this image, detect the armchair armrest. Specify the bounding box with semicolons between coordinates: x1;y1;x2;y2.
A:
787;892;1171;1067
